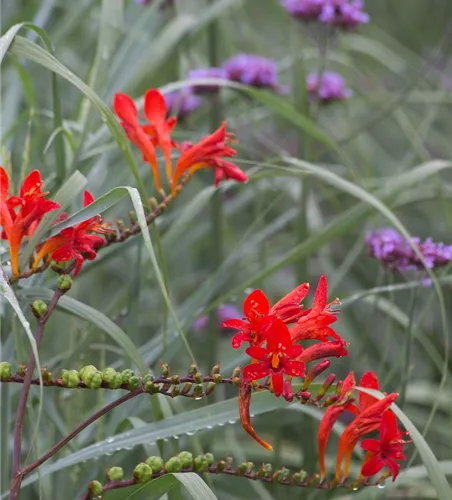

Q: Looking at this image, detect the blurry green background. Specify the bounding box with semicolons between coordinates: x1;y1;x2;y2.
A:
1;0;452;499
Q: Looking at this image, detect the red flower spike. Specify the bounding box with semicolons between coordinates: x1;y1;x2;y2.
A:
238;381;273;451
360;410;411;482
297;341;348;364
243;317;305;397
0;167;60;276
318;371;356;478
335;393;398;481
171;122;247;194
290;275;344;344
32;190;114;276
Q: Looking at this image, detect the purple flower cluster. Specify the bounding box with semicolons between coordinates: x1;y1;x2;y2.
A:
282;0;369;28
307;71;352;102
164;89;202;120
134;0;173;5
192;304;242;334
366;228;452;274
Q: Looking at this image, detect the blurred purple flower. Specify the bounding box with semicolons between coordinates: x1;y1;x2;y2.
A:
281;0;325;20
192;304;242;334
319;0;370;28
366;228;452;280
307;71;352;102
134;0;173;5
187;67;229;94
164;89;202;119
222;54;286;92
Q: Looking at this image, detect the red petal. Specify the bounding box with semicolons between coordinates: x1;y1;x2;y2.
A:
231;331;251;349
386;457;401;481
242;362;271;381
281;360;305;377
113;93;138;124
84;191;95;207
360;438;380;453
361;455;385;477
244;289;270;320
318;403;349;477
245;346;269;362
270;282;309;319
285;344;304;359
52;243;75;262
262;317;292;351
359;371;380;412
271;372;284;396
380;410;401;444
144;89;167;125
20;170;42;199
312;275;328;313
0;167;9;198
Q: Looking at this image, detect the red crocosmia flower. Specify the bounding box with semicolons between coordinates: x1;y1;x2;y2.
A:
171;122;247;194
32;191;114;276
270;282;310;323
0;167;59;277
243;317;305;397
297;340;348;364
360;410;411;482
113;90;177;191
290;275;344;344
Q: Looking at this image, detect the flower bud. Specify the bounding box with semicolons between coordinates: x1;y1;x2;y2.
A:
280;467;290;481
303;360;331;390
272;469;283;482
121;369;136;384
171;386;180;398
17;363;26;377
144;381;160;394
165;457;182;473
205;382;216;396
171;375;180;384
57;274;72;291
188;363;198;376
41;367;52;383
194;455;208;472
145;456;164;472
316;373;336;400
178;451;193;468
62;369;80;388
212;373;222;384
31;300;47;318
88;480;103;497
232;366;241;378
335;380;343;395
160;363;170;377
246;462;254;474
79;365;97;380
300;391;311;402
204;453;214;466
0;362;12;380
79;366;102;389
262;463;273;477
181;382;192;395
102;368;123;389
192;384;203;399
143;374;154;384
107;466;124;481
236;462;247;476
210;364;221;375
133;462;153;483
309;473;320;486
193;372;203;384
216;460;225;472
127;376;140;391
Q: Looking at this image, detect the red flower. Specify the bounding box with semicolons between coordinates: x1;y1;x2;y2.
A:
32;191;114;276
113;90;177;191
243;317;305;397
360;410;411;481
0;167;59;277
290;275;344;344
224;283;311;349
297;340;348;364
171;122;247;194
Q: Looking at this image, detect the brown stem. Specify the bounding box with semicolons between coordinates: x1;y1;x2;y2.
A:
10;287;65;500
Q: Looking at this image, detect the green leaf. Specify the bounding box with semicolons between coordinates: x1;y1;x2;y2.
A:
357;387;452;500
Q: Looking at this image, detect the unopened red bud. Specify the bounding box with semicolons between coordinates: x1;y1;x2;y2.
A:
160;363;170;377
324;394;339;406
303;360;331;390
316;373;336;399
300;391;311;401
335;380;343;395
134;463;153;483
88;480;103;497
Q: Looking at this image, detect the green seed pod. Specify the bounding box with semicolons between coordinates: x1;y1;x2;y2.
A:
133;463;153;483
107;466;124;481
79;365;97;380
178;451;193;468
160;363;170;377
145;456;164;472
102;368;122;389
121;369;136;384
0;361;12;380
210;363;221;375
204;453;214;466
31;300;47;318
88;480;103;497
192;384;203;399
57;274;73;291
236;462;247;476
216;460;225;472
194;455;209;472
85;371;102;389
127;376;140;391
205;382;216;396
165;457;182;473
62;369;80;388
232;366;241;378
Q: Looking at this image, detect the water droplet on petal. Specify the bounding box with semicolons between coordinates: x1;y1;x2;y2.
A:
377;482;386;489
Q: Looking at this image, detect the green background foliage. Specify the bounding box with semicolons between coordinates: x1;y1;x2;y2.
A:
1;0;452;498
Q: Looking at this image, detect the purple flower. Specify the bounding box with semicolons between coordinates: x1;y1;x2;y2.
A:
186;67;229;94
366;228;452;281
319;0;370;28
281;0;325;20
222;54;285;92
134;0;173;5
307;71;352;102
192;304;242;334
164;89;202;119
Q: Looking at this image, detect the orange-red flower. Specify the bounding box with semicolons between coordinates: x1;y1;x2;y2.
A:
0;167;59;277
171;122;247;194
297;340;348;364
243;317;305;397
224;283;310;348
360;410;411;481
290;275;344;344
32;191;114;276
113;90;177;190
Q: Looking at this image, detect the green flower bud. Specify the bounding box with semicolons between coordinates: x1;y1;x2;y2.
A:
193;372;203;384
212;373;222;384
292;472;302;484
246;462;254;474
57;274;72;291
0;361;12;380
181;382;192;395
171;375;180;384
41;367;52;383
165;457;182;473
88;480;103;497
160;363;170;377
205;382;216;396
133;462;153;483
232;376;240;387
170;386;180;398
192;384;203;399
121;369;136;384
210;363;221;375
79;365;97;380
127;376;140;391
107;466;124;481
144;381;160;394
309;473;320;486
102;368;122;389
17;363;27;377
236;462;247;476
145;456;164;472
188;363;198;376
232;366;241;378
62;369;80;388
31;300;47;318
204;453;214;466
272;469;283;482
280;467;290;481
194;455;208;472
216;460;225;472
262;463;272;477
178;451;193;468
85;371;102;389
